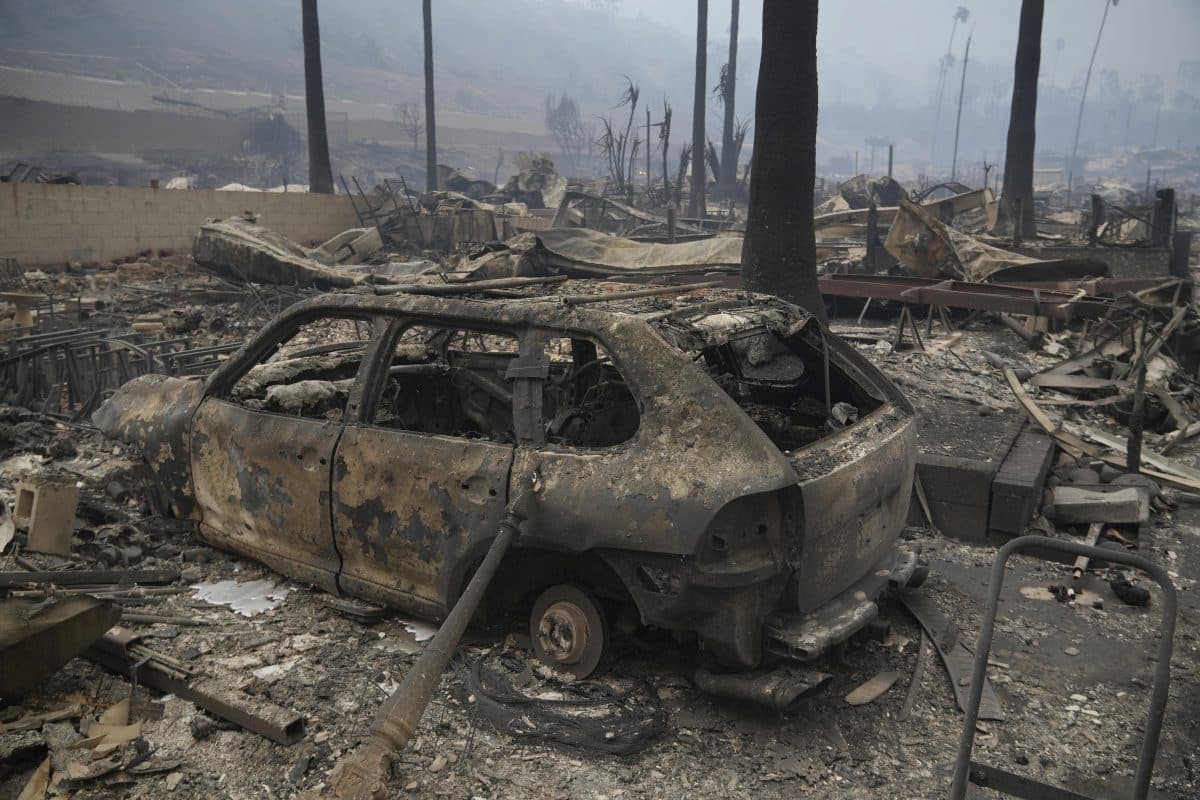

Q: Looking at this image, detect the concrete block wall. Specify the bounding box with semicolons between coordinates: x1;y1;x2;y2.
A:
1012;243;1174;279
0;183;361;266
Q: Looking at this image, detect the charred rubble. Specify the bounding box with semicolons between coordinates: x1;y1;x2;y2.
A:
1;160;1199;800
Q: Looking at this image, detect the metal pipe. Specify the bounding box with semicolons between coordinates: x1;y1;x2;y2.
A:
330;487;534;799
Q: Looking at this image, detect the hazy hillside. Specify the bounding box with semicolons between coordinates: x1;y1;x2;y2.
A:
0;0;750;124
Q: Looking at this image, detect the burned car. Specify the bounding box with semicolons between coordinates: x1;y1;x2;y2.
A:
96;281;920;680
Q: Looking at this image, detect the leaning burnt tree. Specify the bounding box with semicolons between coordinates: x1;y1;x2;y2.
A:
994;0;1044;238
688;0;708;218
740;0;825;323
423;0;438;191
301;0;333;194
716;0;740;197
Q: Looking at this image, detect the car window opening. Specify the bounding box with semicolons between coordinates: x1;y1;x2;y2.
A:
541;337;639;448
699;327;882;452
225;316;373;422
373;325;520;442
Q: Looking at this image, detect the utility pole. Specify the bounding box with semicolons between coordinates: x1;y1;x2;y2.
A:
1067;0;1115;206
689;0;709;218
950;33;972;182
887;144;894;178
423;0;438;191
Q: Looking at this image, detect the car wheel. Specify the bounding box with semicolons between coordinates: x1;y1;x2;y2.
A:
529;584;607;679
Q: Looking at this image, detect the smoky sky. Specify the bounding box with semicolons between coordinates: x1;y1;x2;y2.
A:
613;0;1199;104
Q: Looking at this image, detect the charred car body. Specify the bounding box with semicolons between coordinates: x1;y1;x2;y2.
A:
96;281;920;678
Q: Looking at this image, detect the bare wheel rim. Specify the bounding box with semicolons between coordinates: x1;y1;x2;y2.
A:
530;584;606;679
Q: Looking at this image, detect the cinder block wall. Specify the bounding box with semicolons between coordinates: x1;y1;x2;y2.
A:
0;183;361;266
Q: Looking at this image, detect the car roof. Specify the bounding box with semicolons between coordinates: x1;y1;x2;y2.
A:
289;280;815;350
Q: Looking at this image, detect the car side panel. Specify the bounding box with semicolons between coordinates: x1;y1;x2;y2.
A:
511;321;798;557
331;426;514;618
189;398;342;594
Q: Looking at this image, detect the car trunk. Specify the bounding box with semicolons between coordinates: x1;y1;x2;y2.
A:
688;316;914;612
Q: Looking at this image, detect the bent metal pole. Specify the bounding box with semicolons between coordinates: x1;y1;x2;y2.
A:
329;486;535;799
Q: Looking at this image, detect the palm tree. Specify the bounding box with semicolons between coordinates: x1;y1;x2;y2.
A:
740;0;824;322
301;0;333;194
423;0;438;191
994;0;1044;238
688;0;708;218
717;0;740;197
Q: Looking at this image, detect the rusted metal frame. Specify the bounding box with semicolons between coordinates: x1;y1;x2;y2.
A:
509;328;549;445
949;535;1176;800
819;275;1094;321
0;569;179;588
562;281;722;306
347;313;433;426
892;306;924;352
85;631;306;745
965;764;1095;800
339;175;369;228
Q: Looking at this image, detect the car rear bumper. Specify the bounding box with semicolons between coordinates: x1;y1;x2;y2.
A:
764;544;922;660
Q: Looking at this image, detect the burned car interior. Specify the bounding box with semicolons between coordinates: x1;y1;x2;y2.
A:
692;325;884;452
374;327;639;448
226;316;374;421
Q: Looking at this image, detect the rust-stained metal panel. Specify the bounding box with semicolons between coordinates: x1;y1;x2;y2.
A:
189;398;342;594
92;374;205;518
331;426;514;616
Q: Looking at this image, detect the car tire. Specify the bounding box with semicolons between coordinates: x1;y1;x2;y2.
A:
529;584;608;679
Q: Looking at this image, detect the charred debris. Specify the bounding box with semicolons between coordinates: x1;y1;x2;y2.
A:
1;157;1199;799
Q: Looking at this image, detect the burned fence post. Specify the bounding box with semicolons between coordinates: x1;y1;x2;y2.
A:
866;202;880;270
1152;188;1175;248
1128;326;1148;475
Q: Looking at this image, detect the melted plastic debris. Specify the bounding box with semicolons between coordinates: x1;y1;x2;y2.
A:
192;579;291;617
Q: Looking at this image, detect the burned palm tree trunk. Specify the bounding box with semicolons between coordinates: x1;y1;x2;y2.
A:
740;0;824;323
995;0;1043;238
423;0;439;191
688;0;708;218
718;0;740;197
301;0;333;194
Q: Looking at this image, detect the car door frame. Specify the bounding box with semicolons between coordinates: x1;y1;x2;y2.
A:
329;311;534;618
190;305;387;594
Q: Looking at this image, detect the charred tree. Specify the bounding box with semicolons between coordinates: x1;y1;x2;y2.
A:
994;0;1043;238
423;0;439;191
717;0;740;197
301;0;333;194
740;0;824;322
688;0;708;218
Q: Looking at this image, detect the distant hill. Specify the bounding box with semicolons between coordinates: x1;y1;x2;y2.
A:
0;0;750;125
